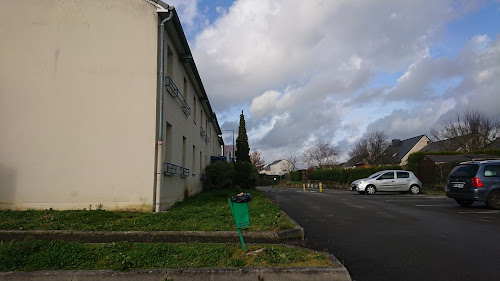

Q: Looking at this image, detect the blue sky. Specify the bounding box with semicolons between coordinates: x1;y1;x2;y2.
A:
165;0;500;164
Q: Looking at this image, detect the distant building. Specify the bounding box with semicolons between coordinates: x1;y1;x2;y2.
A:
260;159;293;176
376;135;430;166
341;154;371;169
485;138;500;149
418;154;500;185
223;145;237;162
0;1;223;211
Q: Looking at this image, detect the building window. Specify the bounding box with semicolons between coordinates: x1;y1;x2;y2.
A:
192;145;196;174
183;77;188;101
166;46;173;78
199;151;203;174
182;136;186;168
193;96;197;122
165;122;172;163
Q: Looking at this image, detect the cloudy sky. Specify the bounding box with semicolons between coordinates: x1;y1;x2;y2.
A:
165;0;500;164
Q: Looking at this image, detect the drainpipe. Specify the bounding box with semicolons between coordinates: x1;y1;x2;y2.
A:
155;9;174;213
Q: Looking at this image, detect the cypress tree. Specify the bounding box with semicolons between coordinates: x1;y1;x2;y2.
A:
236;110;251;162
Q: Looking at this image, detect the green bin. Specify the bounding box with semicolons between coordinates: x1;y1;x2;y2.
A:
229;200;251;228
228;199;251;251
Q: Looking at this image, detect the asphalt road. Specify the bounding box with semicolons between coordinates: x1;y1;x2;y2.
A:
258;186;500;281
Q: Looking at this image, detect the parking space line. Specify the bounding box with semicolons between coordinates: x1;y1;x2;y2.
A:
458;211;500;214
415;204;452;207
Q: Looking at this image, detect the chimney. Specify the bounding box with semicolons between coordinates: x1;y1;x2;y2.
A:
392;139;401;146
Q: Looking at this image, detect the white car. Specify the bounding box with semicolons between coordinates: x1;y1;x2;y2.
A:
351;170;422;195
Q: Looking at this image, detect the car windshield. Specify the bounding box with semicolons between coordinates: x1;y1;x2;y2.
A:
449;164;479;178
368;172;383;178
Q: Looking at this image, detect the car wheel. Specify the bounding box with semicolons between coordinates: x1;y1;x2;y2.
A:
487;190;500;210
409;185;420;195
455;199;474;207
365;185;376;195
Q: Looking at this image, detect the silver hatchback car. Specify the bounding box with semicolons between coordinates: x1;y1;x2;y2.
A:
351;170;422;195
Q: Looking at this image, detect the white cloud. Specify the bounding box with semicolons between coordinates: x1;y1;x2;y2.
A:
187;0;500;164
164;0;199;28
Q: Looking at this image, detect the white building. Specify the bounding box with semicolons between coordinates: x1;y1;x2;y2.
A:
260;159;293;176
0;0;223;211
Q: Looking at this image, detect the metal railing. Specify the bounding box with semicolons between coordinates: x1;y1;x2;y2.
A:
165;76;191;116
164;162;190;177
200;127;210;143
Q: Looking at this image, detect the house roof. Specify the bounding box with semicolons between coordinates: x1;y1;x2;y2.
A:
342;154;368;168
485;138;500;149
424;154;500;164
421;135;473;152
376;135;427;165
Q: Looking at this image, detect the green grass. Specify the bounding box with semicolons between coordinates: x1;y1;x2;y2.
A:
0;189;295;232
0;240;331;271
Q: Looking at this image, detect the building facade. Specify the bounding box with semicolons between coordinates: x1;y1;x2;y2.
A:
0;0;223;211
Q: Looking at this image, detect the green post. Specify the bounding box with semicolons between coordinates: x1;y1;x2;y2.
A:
228;199;251;251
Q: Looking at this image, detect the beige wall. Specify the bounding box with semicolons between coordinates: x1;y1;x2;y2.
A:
401;135;431;166
0;0;160;210
158;29;223;210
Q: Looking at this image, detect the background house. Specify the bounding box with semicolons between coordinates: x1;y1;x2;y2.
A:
376;135;431;166
0;0;223;211
260;159;293;176
341;154;370;169
418;154;500;185
223;145;237;162
485;138;500;149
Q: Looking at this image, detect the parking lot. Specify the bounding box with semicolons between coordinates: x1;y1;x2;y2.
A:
259;186;500;281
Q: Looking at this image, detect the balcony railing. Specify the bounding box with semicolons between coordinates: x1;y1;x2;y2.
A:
165;76;191;116
200;127;210;143
164;162;190;178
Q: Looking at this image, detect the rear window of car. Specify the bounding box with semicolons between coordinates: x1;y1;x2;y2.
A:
449;164;479;178
484;165;500;177
397;172;409;178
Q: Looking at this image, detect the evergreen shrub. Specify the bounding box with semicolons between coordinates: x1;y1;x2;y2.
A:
234;161;259;189
290;170;302;181
203;162;235;191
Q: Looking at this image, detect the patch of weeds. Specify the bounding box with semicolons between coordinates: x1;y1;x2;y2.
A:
0;189;295;232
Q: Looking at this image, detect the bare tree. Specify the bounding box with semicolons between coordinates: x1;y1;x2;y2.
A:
280;154;299;174
286;154;299;172
349;130;389;164
430;108;500;151
250;150;265;170
302;141;339;169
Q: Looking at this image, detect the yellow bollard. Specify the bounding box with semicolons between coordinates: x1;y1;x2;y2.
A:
319;182;323;192
303;183;305;192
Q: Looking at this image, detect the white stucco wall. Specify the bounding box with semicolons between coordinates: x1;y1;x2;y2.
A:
260;160;293;176
0;0;160;210
158;29;224;210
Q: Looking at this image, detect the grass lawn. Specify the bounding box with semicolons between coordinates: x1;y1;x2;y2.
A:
0;240;331;271
0;189;295;232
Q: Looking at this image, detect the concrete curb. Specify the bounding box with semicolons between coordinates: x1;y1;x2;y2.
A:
0;227;303;244
0;253;351;281
0;267;350;281
0;269;167;281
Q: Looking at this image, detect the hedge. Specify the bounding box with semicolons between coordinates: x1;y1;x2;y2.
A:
290;170;302;181
309;165;401;184
406;149;500;177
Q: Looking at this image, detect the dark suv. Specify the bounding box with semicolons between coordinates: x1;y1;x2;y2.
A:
445;160;500;209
